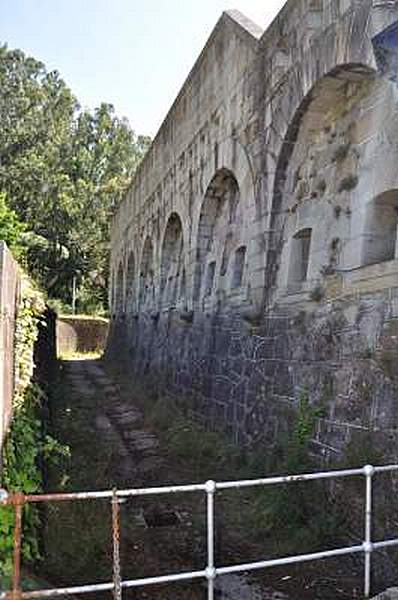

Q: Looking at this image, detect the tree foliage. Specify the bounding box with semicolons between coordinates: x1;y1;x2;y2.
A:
0;193;27;259
0;44;151;313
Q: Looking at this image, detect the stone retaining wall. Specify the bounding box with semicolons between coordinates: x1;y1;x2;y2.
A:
57;316;108;356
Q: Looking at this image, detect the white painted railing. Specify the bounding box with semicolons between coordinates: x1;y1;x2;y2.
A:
1;464;398;599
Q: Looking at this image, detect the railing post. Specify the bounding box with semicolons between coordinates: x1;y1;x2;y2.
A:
11;493;25;600
363;465;375;599
111;489;122;600
205;480;216;600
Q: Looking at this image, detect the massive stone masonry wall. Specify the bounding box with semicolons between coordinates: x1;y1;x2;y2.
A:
108;0;398;460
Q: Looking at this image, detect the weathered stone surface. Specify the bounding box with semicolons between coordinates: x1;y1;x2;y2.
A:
107;1;398;459
56;316;108;355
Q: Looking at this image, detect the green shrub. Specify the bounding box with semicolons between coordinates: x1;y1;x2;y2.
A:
0;277;69;581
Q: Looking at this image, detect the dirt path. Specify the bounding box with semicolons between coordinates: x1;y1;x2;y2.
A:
42;358;293;600
40;358;366;600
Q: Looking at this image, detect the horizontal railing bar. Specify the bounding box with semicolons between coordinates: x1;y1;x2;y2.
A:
216;544;365;576
373;539;398;550
10;582;115;599
118;483;207;497
9;541;392;599
3;465;398;505
17;483;207;504
216;468;366;489
122;569;207;588
6;570;208;599
374;465;398;474
24;491;114;502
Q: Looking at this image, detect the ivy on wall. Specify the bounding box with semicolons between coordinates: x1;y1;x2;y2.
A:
0;275;69;579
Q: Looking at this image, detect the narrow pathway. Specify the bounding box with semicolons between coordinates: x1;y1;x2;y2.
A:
44;358;290;600
44;358;365;599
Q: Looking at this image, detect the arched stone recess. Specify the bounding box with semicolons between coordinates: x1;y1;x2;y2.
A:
114;261;124;315
198;136;266;310
125;249;136;314
265;62;398;301
361;191;398;267
263;2;382;221
159;212;186;310
139;237;155;311
198;135;258;224
193;168;249;311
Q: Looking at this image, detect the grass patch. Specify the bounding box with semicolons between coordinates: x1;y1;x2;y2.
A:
39;363;116;585
106;366;349;559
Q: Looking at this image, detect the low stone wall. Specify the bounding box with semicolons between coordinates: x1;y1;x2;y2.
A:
56;316;109;356
0;243;56;456
0;242;20;451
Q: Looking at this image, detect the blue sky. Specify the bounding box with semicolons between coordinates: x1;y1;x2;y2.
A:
0;0;286;137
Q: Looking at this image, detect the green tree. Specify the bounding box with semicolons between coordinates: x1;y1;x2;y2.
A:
0;193;26;258
63;104;150;312
0;44;150;313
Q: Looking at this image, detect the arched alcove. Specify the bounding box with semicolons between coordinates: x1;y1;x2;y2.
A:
160;213;184;307
288;229;312;288
194;168;242;304
362;191;398;266
139;237;155;309
232;246;247;289
269;63;378;293
125;251;136;313
115;261;124;314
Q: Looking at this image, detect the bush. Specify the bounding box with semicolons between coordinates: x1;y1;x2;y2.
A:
0;277;69;582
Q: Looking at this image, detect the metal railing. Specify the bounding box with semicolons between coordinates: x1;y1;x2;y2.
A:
1;463;398;600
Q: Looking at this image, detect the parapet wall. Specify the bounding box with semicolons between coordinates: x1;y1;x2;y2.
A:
0;244;56;456
0;242;19;451
108;0;398;459
57;316;109;356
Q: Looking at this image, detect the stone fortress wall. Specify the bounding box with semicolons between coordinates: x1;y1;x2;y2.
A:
108;0;398;459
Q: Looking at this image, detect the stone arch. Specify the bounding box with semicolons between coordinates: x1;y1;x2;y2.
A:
115;261;124;315
267;63;378;295
194;168;242;304
271;64;376;222
232;245;247;289
362;190;398;266
125;250;136;313
160;212;185;308
264;30;378;213
139;237;155;309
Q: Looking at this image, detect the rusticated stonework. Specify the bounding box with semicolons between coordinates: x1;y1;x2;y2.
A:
108;1;398;460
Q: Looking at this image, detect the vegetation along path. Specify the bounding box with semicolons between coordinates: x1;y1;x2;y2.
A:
41;357;364;599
